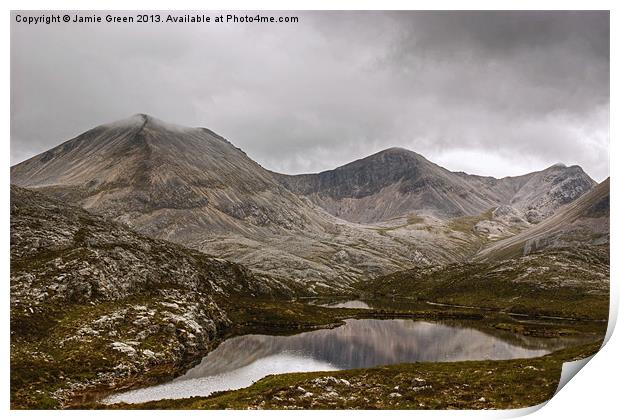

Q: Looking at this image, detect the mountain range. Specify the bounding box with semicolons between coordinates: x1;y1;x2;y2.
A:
10;114;604;292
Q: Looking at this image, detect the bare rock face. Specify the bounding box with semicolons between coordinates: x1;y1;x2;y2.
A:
10;185;277;306
473;220;511;238
491;205;528;226
472;205;530;239
509;164;597;223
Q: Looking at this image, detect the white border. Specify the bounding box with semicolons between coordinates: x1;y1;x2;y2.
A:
2;1;616;419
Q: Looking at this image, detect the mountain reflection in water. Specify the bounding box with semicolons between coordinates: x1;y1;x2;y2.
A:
105;319;578;404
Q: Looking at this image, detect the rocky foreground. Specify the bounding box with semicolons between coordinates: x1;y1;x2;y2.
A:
10;186;284;408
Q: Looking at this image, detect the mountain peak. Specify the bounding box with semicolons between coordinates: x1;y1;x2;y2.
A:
346;147;426;169
106;113;148;126
548;162;567;169
10;113;300;220
101;114;193;134
542;162;591;177
381;146;412;154
374;147;421;158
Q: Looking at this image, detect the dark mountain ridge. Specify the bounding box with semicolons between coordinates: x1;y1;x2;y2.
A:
274;147;596;223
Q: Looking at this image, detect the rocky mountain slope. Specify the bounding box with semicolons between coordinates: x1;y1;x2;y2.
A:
10;185;282;408
10;114;323;237
274;149;596;224
475;178;610;261
10;115;358;288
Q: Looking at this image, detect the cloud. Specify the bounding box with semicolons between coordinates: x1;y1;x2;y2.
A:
11;11;609;181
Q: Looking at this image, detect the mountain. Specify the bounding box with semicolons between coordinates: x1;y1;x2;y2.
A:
10;114;598;290
10;115;349;288
274;148;596;224
10;114;324;238
475;178;610;261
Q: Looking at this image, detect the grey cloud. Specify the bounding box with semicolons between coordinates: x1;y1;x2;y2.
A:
11;11;609;181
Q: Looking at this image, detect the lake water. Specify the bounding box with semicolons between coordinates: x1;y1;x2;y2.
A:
104;318;577;404
319;300;371;309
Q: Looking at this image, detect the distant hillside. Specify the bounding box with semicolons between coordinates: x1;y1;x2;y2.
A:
363;246;609;320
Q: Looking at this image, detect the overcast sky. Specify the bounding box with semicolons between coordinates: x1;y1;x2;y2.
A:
11;11;609;181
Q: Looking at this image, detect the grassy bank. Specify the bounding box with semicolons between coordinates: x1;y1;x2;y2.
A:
361;247;609;321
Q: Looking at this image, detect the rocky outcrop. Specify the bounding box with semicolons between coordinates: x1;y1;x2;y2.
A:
10;185;283;408
508;164;597;223
10;185;278;306
472;206;529;239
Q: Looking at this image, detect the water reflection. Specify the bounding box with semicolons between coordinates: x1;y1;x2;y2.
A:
320;300;371;309
105;319;579;404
